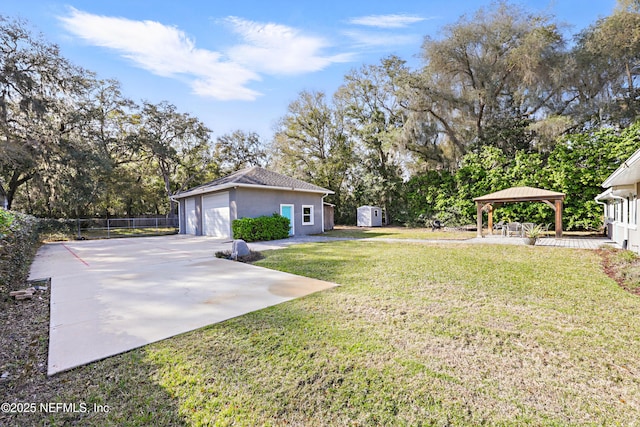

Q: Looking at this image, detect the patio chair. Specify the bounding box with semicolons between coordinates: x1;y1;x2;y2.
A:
505;222;522;237
521;222;535;236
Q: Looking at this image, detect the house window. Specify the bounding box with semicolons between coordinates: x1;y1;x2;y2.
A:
615;200;622;222
610;202;615;222
302;205;314;225
630;195;637;225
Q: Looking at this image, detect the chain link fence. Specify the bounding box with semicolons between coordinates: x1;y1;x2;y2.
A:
40;216;179;240
70;217;178;239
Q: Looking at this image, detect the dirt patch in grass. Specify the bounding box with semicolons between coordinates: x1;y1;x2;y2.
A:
598;247;640;295
0;287;50;392
214;249;264;263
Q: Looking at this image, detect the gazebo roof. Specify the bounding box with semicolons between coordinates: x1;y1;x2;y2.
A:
473;186;565;203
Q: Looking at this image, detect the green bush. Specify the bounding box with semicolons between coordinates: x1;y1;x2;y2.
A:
232;214;290;242
0;209;13;237
37;217;76;241
0;211;41;304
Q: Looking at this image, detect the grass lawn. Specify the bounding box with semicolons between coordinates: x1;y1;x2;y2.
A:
322;225;476;240
3;241;639;426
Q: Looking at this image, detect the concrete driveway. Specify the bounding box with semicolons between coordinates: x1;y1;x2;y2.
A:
28;235;337;375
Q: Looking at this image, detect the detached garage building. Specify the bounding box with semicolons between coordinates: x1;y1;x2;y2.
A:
173;166;334;238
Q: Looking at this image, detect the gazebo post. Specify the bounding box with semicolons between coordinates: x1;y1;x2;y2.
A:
476;202;483;237
555;199;563;238
487;204;493;235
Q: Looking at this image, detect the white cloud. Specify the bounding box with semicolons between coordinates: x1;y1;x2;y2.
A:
348;14;426;29
343;30;420;48
59;8;260;100
58;9;351;101
223;16;352;75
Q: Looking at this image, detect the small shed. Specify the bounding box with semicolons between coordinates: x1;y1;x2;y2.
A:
357;205;383;227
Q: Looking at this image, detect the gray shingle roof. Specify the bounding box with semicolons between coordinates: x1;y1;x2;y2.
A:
174;166;333;198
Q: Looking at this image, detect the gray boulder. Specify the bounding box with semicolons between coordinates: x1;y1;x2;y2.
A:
231;239;250;259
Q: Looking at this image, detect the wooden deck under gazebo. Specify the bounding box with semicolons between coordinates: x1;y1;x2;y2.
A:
473;186;566;238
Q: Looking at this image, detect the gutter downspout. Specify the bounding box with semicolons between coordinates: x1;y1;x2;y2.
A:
594;198;608;237
169;195;181;234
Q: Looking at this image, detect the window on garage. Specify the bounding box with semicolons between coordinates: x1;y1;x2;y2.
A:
302;205;314;225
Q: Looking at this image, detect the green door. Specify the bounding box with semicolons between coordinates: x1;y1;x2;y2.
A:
280;204;294;236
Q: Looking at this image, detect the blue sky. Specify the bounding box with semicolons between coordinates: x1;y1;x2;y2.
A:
3;1;617;141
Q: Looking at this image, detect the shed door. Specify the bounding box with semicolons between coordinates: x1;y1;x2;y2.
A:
202;192;230;238
185;197;197;235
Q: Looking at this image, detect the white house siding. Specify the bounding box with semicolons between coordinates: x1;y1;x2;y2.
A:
600;183;640;252
625;186;640;252
597;148;640;254
630;184;640;252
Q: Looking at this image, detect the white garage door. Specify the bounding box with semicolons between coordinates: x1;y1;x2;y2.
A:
202;192;230;238
185;197;197;235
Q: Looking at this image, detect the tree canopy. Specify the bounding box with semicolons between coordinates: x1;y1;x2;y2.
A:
268;1;640;229
2;2;640;230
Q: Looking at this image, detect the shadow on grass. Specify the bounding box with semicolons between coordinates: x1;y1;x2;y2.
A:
320;226;476;241
319;228;396;239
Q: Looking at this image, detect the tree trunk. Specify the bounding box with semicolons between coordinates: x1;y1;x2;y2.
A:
626;61;634;97
6;170;35;211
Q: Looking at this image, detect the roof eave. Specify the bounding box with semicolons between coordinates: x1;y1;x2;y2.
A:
473;194;565;203
602;147;640;188
594;188;612;201
173;182;334;199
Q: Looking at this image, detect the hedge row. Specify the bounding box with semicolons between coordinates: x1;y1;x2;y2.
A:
232;214;290;242
0;211;41;304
